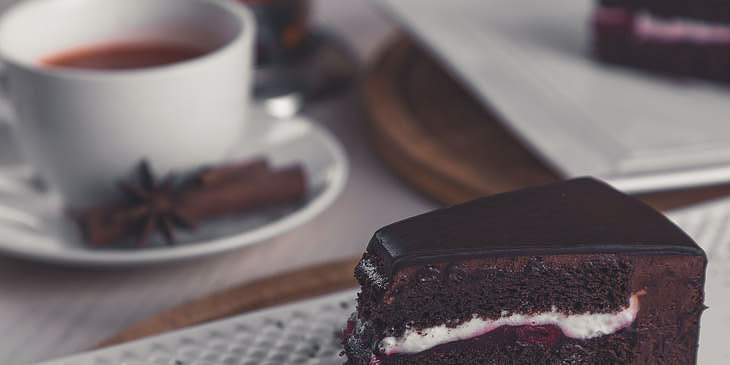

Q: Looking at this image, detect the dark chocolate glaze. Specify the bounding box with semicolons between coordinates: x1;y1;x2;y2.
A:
367;178;702;275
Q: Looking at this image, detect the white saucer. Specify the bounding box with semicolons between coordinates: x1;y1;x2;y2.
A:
0;110;348;266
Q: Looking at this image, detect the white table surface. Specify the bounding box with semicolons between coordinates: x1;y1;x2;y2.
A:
0;1;437;364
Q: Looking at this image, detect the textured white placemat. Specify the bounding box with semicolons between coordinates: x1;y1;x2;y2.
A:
34;197;730;365
35;290;358;365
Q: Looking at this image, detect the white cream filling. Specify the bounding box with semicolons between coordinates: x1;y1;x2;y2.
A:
379;293;642;355
635;12;730;43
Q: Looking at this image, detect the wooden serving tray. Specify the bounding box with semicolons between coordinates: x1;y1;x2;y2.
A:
363;36;730;212
97;258;359;348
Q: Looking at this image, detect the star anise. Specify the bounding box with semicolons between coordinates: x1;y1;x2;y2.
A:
112;161;198;246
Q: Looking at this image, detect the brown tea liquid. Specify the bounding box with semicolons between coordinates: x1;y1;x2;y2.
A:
40;41;208;70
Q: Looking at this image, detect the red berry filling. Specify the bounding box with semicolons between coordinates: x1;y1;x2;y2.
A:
515;325;564;347
343;320;356;339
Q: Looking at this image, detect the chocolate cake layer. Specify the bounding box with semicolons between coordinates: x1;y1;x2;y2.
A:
367;178;700;276
599;0;730;23
593;8;730;82
356;254;635;337
345;254;705;365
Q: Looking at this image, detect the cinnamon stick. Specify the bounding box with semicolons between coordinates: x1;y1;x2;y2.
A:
195;158;269;187
179;166;306;222
78;161;307;247
81;203;136;247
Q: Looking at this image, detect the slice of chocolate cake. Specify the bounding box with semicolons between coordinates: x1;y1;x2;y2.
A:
343;178;707;365
593;1;730;82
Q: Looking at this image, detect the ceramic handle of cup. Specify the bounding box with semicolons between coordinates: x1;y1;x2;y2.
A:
0;65;38;196
0;65;13;126
0;68;44;241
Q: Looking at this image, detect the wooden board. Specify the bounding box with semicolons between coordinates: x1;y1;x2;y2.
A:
97;258;359;348
363;35;730;212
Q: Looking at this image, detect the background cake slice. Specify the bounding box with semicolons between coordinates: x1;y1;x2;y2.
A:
593;1;730;82
343;178;707;364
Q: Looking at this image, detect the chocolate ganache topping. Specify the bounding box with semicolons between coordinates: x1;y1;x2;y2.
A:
367;178;703;275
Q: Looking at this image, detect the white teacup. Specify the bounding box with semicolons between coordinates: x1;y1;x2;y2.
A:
0;0;256;207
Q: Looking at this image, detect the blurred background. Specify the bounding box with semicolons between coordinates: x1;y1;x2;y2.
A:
1;0;730;364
